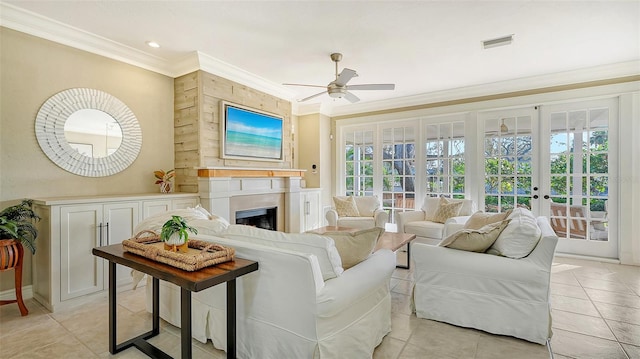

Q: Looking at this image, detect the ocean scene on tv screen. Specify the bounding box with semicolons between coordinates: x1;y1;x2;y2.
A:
225;106;283;159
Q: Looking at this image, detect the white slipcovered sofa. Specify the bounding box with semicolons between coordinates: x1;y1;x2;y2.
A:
396;196;476;245
137;212;396;358
412;210;558;344
326;196;388;229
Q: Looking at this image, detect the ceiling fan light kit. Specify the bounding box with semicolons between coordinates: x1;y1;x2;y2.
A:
284;52;395;103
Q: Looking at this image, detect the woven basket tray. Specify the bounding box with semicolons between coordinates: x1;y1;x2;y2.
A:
122;230;235;271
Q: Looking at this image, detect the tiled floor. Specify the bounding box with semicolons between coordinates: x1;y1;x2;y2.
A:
1;256;639;358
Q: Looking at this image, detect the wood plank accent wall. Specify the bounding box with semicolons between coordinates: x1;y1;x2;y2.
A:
174;71;293;193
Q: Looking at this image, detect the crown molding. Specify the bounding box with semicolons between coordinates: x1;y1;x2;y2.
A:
2;2;637;119
328;61;640;117
0;2;298;103
193;52;297;102
0;2;175;76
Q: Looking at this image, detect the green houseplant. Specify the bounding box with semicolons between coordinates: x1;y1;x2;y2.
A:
0;199;40;316
160;215;197;252
0;199;40;255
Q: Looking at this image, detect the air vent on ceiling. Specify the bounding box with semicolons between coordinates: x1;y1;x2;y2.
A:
482;34;514;49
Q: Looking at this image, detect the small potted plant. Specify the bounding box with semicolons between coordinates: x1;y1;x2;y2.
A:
0;199;40;316
160;215;197;253
154;169;175;193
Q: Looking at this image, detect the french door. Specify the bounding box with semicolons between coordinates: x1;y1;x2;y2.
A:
480;98;618;259
540;98;618;258
479;108;538;214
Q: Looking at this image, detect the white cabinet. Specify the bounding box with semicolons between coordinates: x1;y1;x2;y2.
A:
300;189;322;232
59;202;138;301
33;193;199;311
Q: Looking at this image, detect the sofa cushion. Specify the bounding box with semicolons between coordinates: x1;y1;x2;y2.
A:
353;196;380;217
439;219;510;252
464;210;512;230
488;208;542;258
404;221;445;240
223;225;344;280
432;198;464;223
321;227;383;269
422;196;475;219
333;196;360;217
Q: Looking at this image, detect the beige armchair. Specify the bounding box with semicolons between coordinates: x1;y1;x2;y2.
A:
326;196;388;229
396;196;476;245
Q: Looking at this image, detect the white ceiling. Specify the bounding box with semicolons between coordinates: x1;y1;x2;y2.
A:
2;1;639;115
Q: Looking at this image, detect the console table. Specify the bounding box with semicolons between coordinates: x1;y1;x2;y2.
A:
92;244;258;359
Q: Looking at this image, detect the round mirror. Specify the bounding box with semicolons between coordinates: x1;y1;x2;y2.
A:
35;88;142;177
64;109;123;158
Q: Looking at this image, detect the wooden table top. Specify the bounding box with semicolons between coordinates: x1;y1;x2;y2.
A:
93;244;258;292
375;232;417;252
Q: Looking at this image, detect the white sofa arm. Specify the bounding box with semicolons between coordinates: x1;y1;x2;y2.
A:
326;208;339;226
395;210;426;233
317;249;396;316
373;209;389;228
442;215;471;238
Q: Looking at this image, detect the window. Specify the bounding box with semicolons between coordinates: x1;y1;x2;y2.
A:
381;126;416;223
425;122;465;199
344;130;374;196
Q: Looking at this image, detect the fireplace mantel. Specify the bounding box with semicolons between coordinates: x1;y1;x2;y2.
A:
198;167;308;232
197;167;306;178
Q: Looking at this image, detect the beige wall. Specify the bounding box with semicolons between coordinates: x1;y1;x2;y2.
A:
298;113;332;209
0;27;175;290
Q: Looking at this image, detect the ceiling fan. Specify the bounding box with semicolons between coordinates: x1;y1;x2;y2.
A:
283;53;395;103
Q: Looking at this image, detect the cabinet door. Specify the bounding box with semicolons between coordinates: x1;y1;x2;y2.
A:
60;205;103;301
142;200;172;219
303;191;322;231
104;202;139;286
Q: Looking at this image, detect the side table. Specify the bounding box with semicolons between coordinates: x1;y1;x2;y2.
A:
93;244;258;359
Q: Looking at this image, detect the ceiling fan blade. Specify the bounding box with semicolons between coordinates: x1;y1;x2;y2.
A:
343;91;360;103
282;83;327;88
299;91;326;102
346;84;395;91
334;68;358;87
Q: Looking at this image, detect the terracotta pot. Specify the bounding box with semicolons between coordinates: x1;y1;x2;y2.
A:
0;239;28;316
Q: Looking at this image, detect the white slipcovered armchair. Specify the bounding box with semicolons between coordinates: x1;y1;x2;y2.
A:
412;214;558;344
396;196;476;245
326;195;388;229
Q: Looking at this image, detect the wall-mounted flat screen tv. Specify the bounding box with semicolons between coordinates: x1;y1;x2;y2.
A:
221;101;284;161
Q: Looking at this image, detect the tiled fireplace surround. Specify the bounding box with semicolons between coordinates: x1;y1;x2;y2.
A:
197;167;307;233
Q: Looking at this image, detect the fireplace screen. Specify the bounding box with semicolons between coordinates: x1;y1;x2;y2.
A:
235;207;277;231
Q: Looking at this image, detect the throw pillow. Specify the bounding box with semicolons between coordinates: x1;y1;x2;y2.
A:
322;227;384;269
487;208;542;258
439;219;510;252
464;209;513;230
333;196;360;217
432;197;464;223
223;225;344;280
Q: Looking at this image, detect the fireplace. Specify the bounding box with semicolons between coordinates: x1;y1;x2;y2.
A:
235;207;277;231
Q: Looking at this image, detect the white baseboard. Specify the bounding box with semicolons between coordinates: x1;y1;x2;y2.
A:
554;252;621;264
0;285;33;301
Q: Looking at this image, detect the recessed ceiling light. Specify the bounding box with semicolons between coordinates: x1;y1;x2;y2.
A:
146;41;160;48
482;34;514;49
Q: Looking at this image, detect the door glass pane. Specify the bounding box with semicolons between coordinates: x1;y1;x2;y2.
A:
483;115;533;212
548;106;609;242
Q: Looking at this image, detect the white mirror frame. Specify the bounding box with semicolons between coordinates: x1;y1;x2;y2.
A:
35;88;142;177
